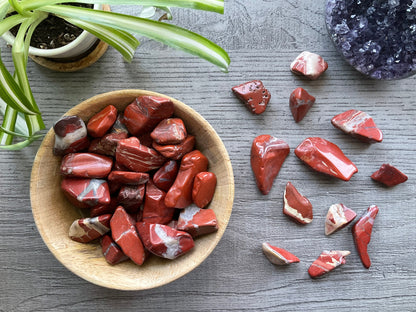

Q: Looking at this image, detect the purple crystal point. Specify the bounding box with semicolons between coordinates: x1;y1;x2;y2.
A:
326;0;416;80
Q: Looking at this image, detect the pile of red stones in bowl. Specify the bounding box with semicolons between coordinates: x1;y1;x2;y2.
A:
53;96;219;266
232;51;408;278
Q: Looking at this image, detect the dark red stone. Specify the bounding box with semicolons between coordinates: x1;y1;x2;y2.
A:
100;234;129;265
192;172;217;208
136;222;194;259
251;135;290;195
69;214;112;243
331;109;383;143
53;115;89;156
152;135;196;160
90;197;118;217
165;150;208;208
262;242;300;265
231;80;271;115
150;118;187;145
116;137;166;172
61;178;110;208
110;206;146;265
294;137;358;181
108;171;149;185
371;164;408;187
308;250;350;278
283;182;313;224
352;205;379;269
60;153;113;178
289;87;316;122
177;205;218;237
87;105;117;138
153;160;179;192
290;51;328;80
88;132;128;157
117;184;145;214
137;132;154;147
325;203;357;235
142;180;175;224
122;96;174;136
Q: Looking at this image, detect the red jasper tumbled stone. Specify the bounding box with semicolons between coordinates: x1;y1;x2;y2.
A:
117;184;145;214
142;180;175;225
262;242;300;265
289;87;316;122
251;135;290;195
153;135;196;160
90;197;118;217
69;214;112;243
308;250;350;278
231;80;271;115
88;132;128;157
108;171;149;185
371;164;408;187
283;182;313;224
87;104;117;138
100;234;129;265
60;153;113;178
177;205;218;237
192;172;217;208
325;203;356;236
153;160;179;192
61;178;110;208
151;118;187;145
294;137;358;181
290;51;328;80
53;115;89;156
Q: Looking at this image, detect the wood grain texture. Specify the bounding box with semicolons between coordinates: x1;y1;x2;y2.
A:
1;0;415;311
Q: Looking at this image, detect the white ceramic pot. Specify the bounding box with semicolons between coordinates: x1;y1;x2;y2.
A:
2;4;102;59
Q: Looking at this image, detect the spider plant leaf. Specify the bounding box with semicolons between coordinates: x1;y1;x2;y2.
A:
0;1;10;21
0;14;26;36
0;134;43;150
0;98;29;136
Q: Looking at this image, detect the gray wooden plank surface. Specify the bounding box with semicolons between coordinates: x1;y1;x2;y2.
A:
1;1;415;311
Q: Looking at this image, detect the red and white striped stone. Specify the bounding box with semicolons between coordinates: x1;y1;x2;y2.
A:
142;180;175;225
262;243;300;265
150;118;187;145
108;171;149;185
100;234;129;265
290;51;328;80
325;203;357;235
177;205;218;237
61;178;110;208
283;182;313;224
69;214;111;243
53;115;89;156
308;250;350;278
152;135;196;160
60;153;113;178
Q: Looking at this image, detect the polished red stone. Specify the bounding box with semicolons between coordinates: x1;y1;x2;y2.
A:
290;51;328;80
90;197;118;217
137;132;154;147
116;137;166;172
289;87;316;122
117;184;145;214
87;105;117;138
152;135;196;160
352;205;379;269
251;135;290;195
371;164;408;187
136;222;194;259
61;178;110;208
331;109;383;143
122;96;174;136
325;203;356;235
100;234;128;265
165;150;208;208
153;160;179;192
262;242;300;265
150;118;187;145
108;171;149;185
283;182;313;224
177;205;218;237
110;206;146;265
88;132;128;157
308;250;350;278
53;115;89;156
69;214;111;243
142;181;175;224
294;137;358;181
232;80;271;115
110;113;129;134
192;172;217;208
60;153;113;178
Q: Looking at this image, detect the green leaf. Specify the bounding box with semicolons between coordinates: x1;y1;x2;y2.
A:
0;125;32;138
41;5;230;72
0;14;26;36
0;134;43;150
0;104;17;145
0;98;29;136
0;1;10;20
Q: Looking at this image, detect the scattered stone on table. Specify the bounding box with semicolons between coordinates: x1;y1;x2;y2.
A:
371;164;408;187
116;137;166;172
326;0;416;80
150;118;187;145
110;206;146;265
136;222;194;259
331;109;383;143
290;51;328;80
53;115;89;156
352;205;379;269
231;80;271;115
289;87;316;123
122;96;174;136
152;135;196;160
165;150;208;208
153;160;179;192
90;198;118;217
69;214;111;243
294;137;358;181
251;135;290;195
60;153;113;178
108;171;149;185
308;250;350;278
117;184;145;214
262;242;300;265
100;234;129;265
192;172;217;208
177;205;218;237
142;180;175;225
325;203;357;236
87;104;117;138
61;178;110;208
283;182;313;224
88;132;128;157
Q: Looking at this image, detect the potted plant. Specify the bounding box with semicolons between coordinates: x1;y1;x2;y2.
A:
0;0;230;150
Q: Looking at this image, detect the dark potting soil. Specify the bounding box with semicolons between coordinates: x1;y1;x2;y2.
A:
10;3;93;50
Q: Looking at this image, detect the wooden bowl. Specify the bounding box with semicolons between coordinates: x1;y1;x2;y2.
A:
30;89;234;290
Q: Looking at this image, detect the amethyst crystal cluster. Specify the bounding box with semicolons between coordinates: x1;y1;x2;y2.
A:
326;0;416;79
